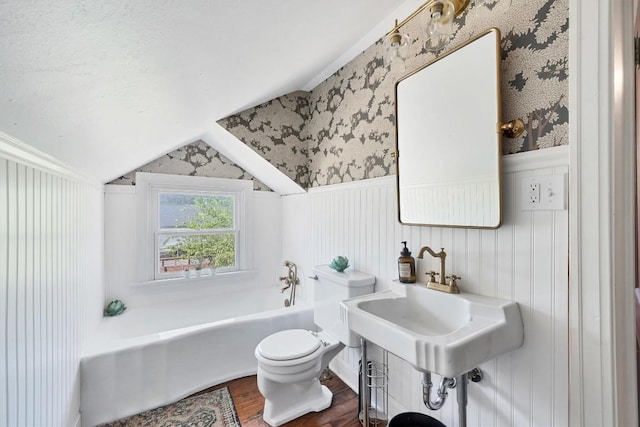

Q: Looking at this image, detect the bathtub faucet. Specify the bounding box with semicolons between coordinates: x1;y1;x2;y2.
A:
280;261;300;307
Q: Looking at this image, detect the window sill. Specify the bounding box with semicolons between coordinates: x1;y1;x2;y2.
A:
132;269;258;289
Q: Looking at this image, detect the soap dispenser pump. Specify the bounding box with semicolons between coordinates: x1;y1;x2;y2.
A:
398;241;416;283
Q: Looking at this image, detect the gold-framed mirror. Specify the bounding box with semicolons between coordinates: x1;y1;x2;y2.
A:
395;28;503;228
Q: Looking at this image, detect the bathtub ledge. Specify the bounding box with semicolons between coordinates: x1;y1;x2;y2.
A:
132;269;258;288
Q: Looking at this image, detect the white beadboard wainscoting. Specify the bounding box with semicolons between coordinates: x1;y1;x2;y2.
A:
0;133;104;427
103;187;283;310
283;146;569;427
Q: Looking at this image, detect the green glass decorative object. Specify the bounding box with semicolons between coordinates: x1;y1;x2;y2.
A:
104;299;127;317
329;256;350;272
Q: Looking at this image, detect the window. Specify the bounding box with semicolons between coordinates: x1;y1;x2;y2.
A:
136;173;253;281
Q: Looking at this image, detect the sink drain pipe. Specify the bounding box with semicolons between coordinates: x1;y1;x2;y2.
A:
422;372;456;410
422;369;482;427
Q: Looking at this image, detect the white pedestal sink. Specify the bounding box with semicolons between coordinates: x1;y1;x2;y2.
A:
341;281;524;378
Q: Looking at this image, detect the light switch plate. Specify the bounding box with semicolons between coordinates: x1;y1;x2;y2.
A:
521;174;566;211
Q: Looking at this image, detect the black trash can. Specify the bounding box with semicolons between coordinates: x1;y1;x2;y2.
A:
389;412;446;427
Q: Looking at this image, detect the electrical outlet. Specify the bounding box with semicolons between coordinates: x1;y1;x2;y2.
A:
522;174;565;211
528;182;540;205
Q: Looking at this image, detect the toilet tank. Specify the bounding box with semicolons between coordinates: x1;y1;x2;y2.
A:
312;265;375;347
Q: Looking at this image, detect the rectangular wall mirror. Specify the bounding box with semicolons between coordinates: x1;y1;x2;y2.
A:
395;28;502;228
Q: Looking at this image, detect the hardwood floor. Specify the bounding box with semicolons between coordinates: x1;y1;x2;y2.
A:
205;373;363;427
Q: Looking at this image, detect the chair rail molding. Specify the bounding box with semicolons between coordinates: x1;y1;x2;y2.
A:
0;131;100;187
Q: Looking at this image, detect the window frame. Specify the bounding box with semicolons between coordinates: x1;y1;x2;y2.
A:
136;172;253;283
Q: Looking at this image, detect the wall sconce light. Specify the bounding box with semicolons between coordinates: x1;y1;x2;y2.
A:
383;0;511;69
383;0;469;70
383;20;411;73
421;0;458;53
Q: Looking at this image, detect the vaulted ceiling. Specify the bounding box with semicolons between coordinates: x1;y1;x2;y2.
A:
0;0;421;183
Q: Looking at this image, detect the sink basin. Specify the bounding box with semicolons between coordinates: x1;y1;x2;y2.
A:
341;282;524;377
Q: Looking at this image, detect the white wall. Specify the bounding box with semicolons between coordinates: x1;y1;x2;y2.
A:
103;186;284;310
0;133;104;427
283;146;570;426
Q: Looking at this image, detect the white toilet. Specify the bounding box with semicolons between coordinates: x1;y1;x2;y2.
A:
254;265;375;426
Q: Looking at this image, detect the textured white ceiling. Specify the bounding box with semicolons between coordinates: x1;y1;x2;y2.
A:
0;0;420;183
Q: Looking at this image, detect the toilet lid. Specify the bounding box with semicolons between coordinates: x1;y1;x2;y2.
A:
257;329;321;361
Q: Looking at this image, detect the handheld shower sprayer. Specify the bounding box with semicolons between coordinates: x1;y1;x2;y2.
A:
280;260;300;307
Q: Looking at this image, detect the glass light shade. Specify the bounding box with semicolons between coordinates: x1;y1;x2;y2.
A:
424;32;454;54
383;30;410;73
473;0;511;19
422;0;455;54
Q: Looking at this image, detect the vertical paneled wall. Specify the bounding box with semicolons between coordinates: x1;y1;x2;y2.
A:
289;147;569;426
0;146;103;427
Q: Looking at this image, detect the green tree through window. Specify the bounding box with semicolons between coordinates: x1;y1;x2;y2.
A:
162;195;236;271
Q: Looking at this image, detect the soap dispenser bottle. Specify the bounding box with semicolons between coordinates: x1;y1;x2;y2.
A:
398;241;416;283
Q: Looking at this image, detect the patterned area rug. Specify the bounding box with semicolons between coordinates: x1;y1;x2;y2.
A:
101;387;241;427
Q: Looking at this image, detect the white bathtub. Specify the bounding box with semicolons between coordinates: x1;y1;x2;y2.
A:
80;288;314;426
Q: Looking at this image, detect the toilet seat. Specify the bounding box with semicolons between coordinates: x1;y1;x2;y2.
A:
257;329;320;361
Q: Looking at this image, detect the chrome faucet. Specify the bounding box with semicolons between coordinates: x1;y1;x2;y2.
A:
417;246;460;293
280;260;300;306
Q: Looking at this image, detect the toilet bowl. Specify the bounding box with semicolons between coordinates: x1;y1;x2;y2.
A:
255;329;343;426
255;265;375;426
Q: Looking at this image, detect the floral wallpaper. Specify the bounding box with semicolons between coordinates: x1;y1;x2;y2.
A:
108;140;271;191
117;0;568;190
221;0;569;188
217;91;311;189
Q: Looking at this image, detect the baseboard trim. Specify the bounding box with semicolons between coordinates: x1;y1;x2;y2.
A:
329;354;413;422
72;412;82;427
329;356;359;393
387;395;410;420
